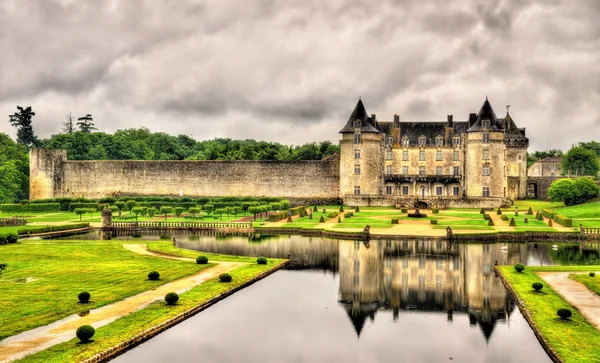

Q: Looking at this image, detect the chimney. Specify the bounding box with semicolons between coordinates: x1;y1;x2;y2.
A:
371;114;377;126
447;115;453;127
393;114;399;124
468;113;477;128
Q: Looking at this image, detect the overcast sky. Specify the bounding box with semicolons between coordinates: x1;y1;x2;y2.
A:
1;0;598;151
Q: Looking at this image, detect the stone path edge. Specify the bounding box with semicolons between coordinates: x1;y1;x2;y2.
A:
80;260;290;363
493;266;562;363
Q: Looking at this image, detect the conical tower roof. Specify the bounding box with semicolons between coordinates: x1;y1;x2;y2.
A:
339;98;382;134
467;97;503;132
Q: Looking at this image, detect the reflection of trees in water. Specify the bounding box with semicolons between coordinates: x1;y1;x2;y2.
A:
550;244;600;265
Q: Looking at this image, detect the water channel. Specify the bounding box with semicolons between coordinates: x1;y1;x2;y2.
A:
86;233;599;363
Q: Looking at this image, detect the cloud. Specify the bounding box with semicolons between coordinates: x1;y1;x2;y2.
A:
0;0;598;150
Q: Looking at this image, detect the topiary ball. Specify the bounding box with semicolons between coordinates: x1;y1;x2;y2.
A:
165;292;179;305
590;272;596;277
219;273;232;282
532;282;543;291
557;308;572;320
196;255;208;264
78;291;91;303
76;325;95;342
148;271;160;280
257;257;268;265
514;263;525;273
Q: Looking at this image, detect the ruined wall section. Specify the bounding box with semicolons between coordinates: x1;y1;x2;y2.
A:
32;150;340;200
29;149;67;200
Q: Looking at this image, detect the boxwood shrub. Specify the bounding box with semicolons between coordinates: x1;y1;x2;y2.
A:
432;208;439;214
148;271;160;280
196;256;208;264
78;291;91;303
391;218;399;224
430;220;438;225
76;325;95;342
514;263;525;272
590;272;596;277
219;273;232;282
257;257;268;265
532;282;543;291
165;292;179;305
0;231;18;244
557;308;572;320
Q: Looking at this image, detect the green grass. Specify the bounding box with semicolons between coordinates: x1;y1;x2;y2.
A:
432;225;495;231
0;241;210;340
332;223;393;229
439;219;489;226
498;266;600;363
18;261;285;363
512;200;564;211
570;274;600;297
146;242;259;263
553;201;600;219
575;219;600;228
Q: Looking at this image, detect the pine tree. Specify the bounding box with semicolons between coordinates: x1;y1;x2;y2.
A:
8;106;39;148
77;114;97;133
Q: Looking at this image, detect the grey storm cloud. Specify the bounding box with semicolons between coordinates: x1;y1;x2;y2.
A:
0;0;598;149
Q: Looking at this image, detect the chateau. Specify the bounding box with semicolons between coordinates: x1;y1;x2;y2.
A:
30;97;530;208
340;98;529;208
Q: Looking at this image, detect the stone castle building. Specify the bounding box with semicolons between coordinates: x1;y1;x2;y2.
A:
30;97;529;208
340;98;529;208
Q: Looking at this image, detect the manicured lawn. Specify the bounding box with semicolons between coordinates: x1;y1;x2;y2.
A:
575;219;600;228
440;219;489;226
497;266;600;363
18;261;286;363
570;273;600;297
432;225;495;231
553;201;600;218
0;241;210;340
512;200;564;211
146;242;259;263
0;212;85;224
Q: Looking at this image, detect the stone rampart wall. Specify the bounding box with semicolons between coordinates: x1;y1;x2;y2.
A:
30;149;340;200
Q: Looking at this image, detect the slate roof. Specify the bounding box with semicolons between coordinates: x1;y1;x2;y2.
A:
466;98;503;132
503;113;526;137
380;121;469;144
339;98;383;134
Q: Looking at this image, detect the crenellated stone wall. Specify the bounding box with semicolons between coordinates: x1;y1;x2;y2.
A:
30;149;340;201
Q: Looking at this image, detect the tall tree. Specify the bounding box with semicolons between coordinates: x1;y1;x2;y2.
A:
578;141;600;157
77;114;97;133
561;146;600;176
0;133;29;202
8;106;39;148
62;112;75;134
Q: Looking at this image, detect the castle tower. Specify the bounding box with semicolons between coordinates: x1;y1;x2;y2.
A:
464;98;508;198
503;111;529;199
339;99;384;199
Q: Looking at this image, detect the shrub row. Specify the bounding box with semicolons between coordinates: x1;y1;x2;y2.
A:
17;223;89;235
0;231;18;244
541;209;554;220
0;203;61;213
552;213;573;227
267;206;306;222
68;203;100;212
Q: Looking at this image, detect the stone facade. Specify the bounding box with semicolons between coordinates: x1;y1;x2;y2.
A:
338;98;529;208
527;157;561;177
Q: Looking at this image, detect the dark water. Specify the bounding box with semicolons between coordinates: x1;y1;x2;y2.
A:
105;234;598;363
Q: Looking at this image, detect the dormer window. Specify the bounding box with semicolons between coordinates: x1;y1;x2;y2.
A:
435;136;443;146
418;136;426;146
385;137;393;147
482;119;491;128
402;137;410;146
353;120;362;128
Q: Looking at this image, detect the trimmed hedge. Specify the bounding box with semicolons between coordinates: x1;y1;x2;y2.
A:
432;208;439;214
542;209;554;220
16;223;89;235
0;231;18;244
1;203;61;213
391;218;399;224
553;213;573;227
430;219;438;225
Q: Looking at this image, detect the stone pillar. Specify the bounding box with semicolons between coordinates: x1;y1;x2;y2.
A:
101;207;113;229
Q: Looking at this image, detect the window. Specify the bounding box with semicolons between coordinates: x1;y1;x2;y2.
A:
354;186;361;195
482;133;490;143
386;186;393;195
386;165;392;175
418;136;426;145
386;150;393;160
482;186;490;197
436;166;443;175
354;166;361;175
452;186;460;196
402;150;409;161
453;136;460;145
419;151;425;161
402;137;410;146
483;165;490;176
482;149;490;160
453;166;460;175
385;137;393;147
436;150;442;161
354;149;361;159
435;186;443;196
453;150;459;161
402;166;409;175
402;185;409;195
482;119;490;128
353;120;361;128
419;166;426;176
435;136;443;146
354;132;362;144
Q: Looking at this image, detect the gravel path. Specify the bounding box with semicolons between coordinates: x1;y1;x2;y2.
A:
538;271;600;330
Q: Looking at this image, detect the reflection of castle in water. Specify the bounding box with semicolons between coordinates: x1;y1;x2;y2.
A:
175;234;560;341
